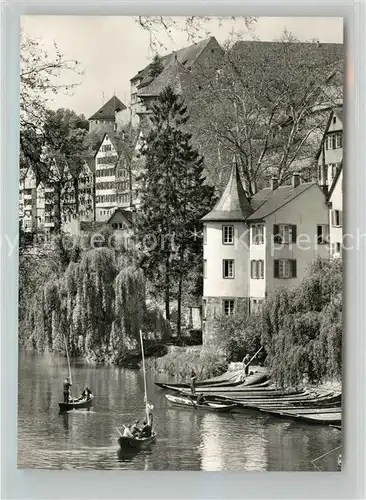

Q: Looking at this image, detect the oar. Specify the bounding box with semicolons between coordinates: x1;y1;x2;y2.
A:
116;427;123;437
248;346;264;366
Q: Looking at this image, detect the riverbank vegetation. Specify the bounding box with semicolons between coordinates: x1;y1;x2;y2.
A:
19;239;171;365
154;346;228;380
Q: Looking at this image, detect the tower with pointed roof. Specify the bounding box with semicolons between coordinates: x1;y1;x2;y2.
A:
88;95;126;136
201;157;252;341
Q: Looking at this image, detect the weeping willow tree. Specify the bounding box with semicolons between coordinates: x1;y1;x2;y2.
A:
22;246;171;364
261;258;342;387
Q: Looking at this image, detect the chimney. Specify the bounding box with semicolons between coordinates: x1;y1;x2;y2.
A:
292;173;300;188
271;176;278;191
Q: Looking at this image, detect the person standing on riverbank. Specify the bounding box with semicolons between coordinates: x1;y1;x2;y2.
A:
63;377;72;403
242;354;251;378
190;369;197;395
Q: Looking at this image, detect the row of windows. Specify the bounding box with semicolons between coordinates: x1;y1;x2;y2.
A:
111;222;128;230
204;224;331;246
116;181;129;191
96;194;116;203
96;181;114;190
202;298;264;318
325;132;342;150
97;156;118;165
204;259;297;280
96;167;115;176
101;144;112;153
117;169;129;179
118;194;131;204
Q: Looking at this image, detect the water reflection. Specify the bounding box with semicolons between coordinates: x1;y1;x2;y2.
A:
18;350;341;471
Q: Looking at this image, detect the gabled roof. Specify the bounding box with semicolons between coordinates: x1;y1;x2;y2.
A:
131;37;216;86
138;57;192;97
88;96;126;121
202;158;253;221
107;207;134;226
94;132;124;157
247;183;317;221
327;162;343;201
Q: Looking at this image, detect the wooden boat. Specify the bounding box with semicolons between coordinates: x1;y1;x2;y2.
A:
118;431;157;451
117;329;156;450
165;394;237;412
58;336;94;412
59;394;94;412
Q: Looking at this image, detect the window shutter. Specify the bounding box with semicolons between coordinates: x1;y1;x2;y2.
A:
339;211;343;227
251;260;255;279
291;225;297;243
259;260;264;279
274;260;279;278
291;260;297;278
255;260;260;279
273;224;279;243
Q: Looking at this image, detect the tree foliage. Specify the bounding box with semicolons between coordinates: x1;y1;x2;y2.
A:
20;246;171;364
148;54;164;78
189;31;343;193
136;86;215;333
261;258;342;387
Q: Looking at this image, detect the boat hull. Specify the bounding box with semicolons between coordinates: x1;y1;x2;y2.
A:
166;394;236;412
59;395;94;412
118;432;157;450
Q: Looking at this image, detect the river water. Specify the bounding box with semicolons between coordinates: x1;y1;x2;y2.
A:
18;350;341;471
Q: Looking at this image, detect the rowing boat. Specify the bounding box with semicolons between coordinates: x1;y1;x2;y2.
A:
165;394;237;412
59;395;94;412
118;431;157;450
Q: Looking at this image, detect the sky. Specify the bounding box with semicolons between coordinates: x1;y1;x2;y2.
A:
21;16;343;119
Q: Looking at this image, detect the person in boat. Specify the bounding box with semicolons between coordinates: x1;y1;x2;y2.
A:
81;387;93;400
123;425;134;438
242;353;251;377
131;420;141;436
146;401;154;427
190;369;197;395
196;393;206;405
63;377;72;403
139;419;152;438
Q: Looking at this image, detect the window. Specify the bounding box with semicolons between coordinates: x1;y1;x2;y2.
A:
317;225;329;244
222;225;234;244
273;224;297;244
202;299;207;320
223;259;234;279
203;225;207;244
329;163;340;180
203;259;207;279
331;210;342;227
250;298;263;315
251;260;264;279
326;132;342;150
223;299;235;316
331;242;342;258
252;224;264;245
333;116;336;124
274;259;297;279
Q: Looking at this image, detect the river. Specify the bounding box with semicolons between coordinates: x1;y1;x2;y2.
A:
17;350;341;471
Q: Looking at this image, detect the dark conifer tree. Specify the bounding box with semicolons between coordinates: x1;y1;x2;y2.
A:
137;86;215;336
148;54;164;78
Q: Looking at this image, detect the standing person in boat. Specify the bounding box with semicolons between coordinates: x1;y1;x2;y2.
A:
123;425;134;438
242;353;251;378
146;401;154;427
63;377;72;403
190;369;197;395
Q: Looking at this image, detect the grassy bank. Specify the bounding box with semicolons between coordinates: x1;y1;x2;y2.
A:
152;346;228;380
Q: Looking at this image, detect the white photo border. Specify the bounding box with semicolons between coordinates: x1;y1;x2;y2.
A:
1;1;364;499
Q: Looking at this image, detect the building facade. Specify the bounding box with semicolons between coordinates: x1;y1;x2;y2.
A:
88;95;126;136
95;133;120;221
201;159;330;342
